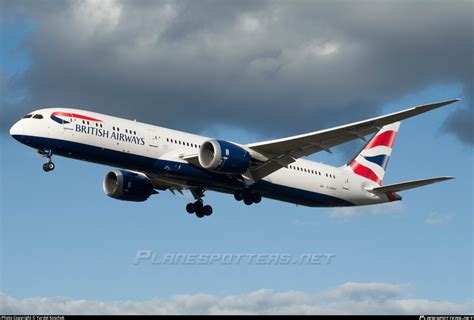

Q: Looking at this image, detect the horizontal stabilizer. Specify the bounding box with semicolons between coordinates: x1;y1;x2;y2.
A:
367;176;454;194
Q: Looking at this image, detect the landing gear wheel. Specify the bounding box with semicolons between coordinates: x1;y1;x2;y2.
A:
243;197;253;206
234;191;243;201
47;162;55;171
196;208;206;218
194;201;203;211
42;162;55;172
252;192;261;204
203;205;213;216
186;203;196;214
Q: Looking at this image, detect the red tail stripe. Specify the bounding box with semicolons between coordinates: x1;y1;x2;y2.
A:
349;161;382;185
51;111;102;122
386;191;402;202
365;130;397;149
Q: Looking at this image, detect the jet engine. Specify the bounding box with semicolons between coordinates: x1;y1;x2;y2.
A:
198;139;252;174
103;170;156;202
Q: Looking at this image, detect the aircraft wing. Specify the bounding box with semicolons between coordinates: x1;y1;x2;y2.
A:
245;99;459;181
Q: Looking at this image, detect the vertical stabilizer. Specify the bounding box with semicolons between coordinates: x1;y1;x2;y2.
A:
346;122;400;185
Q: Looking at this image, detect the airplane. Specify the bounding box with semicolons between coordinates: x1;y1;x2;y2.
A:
9;99;459;218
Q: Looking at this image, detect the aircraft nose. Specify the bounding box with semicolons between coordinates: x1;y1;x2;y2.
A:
10;121;24;141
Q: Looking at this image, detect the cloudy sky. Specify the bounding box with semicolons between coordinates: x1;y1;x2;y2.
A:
1;0;473;315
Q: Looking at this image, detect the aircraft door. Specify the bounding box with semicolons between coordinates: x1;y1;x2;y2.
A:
55;116;77;138
341;173;350;191
148;129;159;155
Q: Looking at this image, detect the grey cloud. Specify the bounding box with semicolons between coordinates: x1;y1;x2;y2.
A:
1;283;472;315
443;99;474;145
323;282;404;301
1;0;472;144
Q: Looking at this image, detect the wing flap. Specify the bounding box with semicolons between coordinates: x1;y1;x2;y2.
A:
180;153;200;166
146;173;188;193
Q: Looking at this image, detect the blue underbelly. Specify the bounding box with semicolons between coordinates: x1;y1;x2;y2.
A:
15;135;354;207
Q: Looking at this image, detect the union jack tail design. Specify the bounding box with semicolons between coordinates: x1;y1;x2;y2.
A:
347;122;400;185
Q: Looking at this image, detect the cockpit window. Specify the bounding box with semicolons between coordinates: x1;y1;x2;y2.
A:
33;114;44;119
23;114;33;119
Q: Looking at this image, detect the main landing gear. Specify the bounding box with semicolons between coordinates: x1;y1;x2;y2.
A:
39;149;55;172
234;189;261;206
186;201;213;218
186;188;213;218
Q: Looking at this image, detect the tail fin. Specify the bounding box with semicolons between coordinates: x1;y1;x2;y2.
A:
346;122;400;186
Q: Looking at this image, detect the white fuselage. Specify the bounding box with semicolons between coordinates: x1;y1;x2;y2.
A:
10;108;392;207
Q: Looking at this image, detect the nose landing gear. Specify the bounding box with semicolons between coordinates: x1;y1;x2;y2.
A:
39;149;55;172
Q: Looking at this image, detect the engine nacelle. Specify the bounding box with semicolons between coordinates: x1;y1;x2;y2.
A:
199;139;252;174
103;170;155;202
